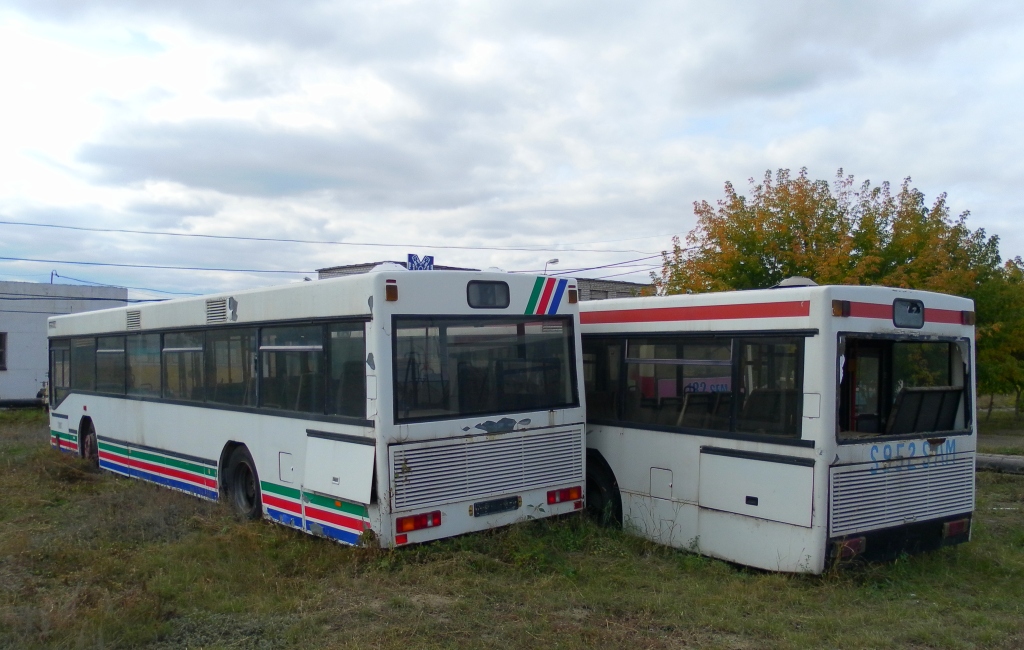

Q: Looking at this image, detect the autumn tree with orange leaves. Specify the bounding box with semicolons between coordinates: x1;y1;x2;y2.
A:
655;168;1024;412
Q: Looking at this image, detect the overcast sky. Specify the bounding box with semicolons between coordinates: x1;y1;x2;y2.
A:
1;0;1022;299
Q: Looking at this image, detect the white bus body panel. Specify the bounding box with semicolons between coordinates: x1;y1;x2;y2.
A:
48;270;586;548
582;285;976;574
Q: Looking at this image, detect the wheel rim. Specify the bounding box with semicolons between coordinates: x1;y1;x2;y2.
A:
235;462;256;512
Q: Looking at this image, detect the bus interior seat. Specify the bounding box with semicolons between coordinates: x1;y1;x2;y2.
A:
886;386;962;435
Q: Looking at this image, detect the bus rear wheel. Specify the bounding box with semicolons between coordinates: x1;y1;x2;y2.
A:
586;456;622;528
226;446;262;520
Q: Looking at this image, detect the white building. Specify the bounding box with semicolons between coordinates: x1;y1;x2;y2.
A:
0;281;127;404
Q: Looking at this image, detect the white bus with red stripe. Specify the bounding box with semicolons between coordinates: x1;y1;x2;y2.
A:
47;269;586;547
580;281;976;573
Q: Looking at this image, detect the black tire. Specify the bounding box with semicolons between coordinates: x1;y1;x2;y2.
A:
586;453;622;527
225;446;262;520
80;420;99;470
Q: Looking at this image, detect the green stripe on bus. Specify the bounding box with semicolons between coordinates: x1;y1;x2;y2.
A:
261;481;301;500
98;441;128;455
524;277;545;314
129;448;216;477
53;430;77;442
302;491;369;518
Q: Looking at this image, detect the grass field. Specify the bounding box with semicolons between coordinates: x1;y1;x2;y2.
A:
977;397;1024;456
2;409;1023;649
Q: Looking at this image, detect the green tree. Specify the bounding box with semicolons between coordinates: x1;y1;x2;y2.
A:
656;168;1013;403
655;168;1000;295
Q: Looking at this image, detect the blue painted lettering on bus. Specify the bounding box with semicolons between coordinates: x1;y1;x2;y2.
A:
869;439;957;474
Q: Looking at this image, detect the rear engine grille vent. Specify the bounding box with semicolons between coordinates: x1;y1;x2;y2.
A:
391;427;584;511
126;310;141;330
829;455;974;537
206;299;228;324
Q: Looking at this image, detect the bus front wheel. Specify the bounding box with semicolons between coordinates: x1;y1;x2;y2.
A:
226;446;262;520
586;453;622;527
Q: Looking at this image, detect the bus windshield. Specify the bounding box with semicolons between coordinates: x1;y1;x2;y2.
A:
838;337;970;440
393;316;578;422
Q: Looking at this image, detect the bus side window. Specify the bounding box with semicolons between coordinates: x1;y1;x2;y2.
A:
50;340;71;404
70;337;96;392
96;336;126;395
206;328;257;407
582;338;620;421
327;322;366;418
127;334;161;398
260;325;324;413
735;338;803;437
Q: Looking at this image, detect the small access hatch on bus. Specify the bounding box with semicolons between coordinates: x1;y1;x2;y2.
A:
304;430;375;504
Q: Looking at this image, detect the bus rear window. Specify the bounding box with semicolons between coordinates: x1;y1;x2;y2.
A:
838;338;969;439
393;316;578;422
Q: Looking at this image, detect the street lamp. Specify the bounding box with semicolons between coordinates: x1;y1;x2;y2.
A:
544;258;559;275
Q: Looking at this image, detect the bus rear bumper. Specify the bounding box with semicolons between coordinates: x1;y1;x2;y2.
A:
828;513;972;564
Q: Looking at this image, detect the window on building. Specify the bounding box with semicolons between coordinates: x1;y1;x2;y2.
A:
0;332;6;371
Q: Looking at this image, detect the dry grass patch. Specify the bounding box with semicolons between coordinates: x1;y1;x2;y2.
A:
2;410;1023;649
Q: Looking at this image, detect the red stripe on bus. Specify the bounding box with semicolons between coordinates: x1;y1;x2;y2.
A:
580;301;810;324
263;493;302;515
58;439;77;451
925;308;963;324
848;302;964;324
535;277;557;315
99;449;216;489
305;505;369;532
126;456;217;489
847;302;890;319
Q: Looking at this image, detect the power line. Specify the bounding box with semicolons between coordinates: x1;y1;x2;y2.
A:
52;273;200;296
0;294;160;303
0;255;312;275
512;254;663;275
0;218;662;255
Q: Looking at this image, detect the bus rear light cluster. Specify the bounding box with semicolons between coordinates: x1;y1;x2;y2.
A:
396;510;441;534
961;311;976;325
943;518;971;538
834;536;866;560
385;279;398;302
547;486;582;505
567;287;578;304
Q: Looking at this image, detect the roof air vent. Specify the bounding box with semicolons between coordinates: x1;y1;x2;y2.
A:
126;310;141;330
772;276;818;289
206;298;228;324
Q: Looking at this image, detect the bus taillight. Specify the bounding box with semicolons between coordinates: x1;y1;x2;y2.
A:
943;518;971;538
396;510;441;533
547;486;582;505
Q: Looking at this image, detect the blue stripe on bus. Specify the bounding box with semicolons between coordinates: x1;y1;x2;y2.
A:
129;467;219;500
547;279;568;314
306;520;360;545
100;459;131;476
266;507;303;529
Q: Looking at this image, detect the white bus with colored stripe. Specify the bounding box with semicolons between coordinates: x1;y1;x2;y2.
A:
48;269;586;547
580;281;976;573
